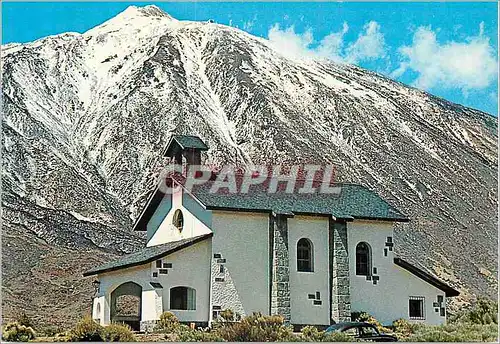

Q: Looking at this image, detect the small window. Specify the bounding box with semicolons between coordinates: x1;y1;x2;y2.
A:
297;238;314;272
356;242;371;276
173;210;184;231
170;286;196;310
360;325;378;337
409;297;425;320
343;327;359;337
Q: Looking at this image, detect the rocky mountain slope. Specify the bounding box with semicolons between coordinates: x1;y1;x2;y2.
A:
2;5;497;327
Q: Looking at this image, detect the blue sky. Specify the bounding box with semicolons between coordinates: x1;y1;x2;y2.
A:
3;2;498;115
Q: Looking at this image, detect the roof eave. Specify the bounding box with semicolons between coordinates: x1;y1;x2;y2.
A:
132;186;165;231
394;257;460;297
83;233;213;277
352;215;410;223
206;205;271;214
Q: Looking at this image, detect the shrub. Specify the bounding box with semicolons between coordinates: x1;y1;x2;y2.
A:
2;322;36;342
403;323;498;342
215;312;293;341
16;313;34;328
450;298;498;325
323;332;355;342
156;312;180;333
176;326;225;342
68;317;103;342
299;326;353;342
102;323;136;342
39;325;66;337
351;311;392;334
299;326;325;342
219;309;235;322
392;318;424;340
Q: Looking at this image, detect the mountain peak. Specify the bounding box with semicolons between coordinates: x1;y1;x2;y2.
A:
118;5;173;19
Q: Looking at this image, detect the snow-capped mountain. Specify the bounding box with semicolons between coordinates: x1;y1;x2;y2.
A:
2;5;497;325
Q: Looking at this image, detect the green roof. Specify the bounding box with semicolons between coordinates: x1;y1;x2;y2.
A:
171;135;209;151
83;234;212;276
185;180;408;221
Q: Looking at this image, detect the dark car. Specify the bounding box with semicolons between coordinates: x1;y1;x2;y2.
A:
325;322;398;342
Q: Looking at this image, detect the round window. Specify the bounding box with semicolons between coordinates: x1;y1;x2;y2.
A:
173;209;184;231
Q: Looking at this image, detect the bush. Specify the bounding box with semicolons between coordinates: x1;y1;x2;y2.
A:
299;325;353;342
392;318;424;340
176;326;225;342
219;309;235;322
102;323;136;342
2;322;36;342
68;317;103;342
215;312;293;341
156;312;180;333
450;298;498;325
299;326;325;342
16;313;34;328
323;332;355;342
403;323;498;342
39;325;66;337
351;311;393;334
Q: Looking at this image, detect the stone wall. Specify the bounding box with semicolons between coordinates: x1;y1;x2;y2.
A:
329;219;351;322
269;214;291;324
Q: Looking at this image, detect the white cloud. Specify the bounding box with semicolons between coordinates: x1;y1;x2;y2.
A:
345;21;386;63
393;22;498;92
267;21;387;64
242;15;257;32
315;22;349;61
489;91;498;104
243;20;254;31
267;24;315;59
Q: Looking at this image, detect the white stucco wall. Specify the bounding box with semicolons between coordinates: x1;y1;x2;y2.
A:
93;238;212;325
147;188;212;247
152;239;212;323
288;215;330;326
92;296;106;324
348;220;446;325
210;211;270;319
93;265;158;325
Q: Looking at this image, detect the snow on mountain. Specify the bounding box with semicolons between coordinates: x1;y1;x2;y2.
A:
2;5;497;325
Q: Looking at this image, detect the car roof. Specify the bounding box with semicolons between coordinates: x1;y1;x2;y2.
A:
327;322;375;329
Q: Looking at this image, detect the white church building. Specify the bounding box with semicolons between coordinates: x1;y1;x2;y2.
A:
84;135;459;331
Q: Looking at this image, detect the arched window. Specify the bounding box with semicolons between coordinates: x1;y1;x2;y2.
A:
356;242;371;276
297;238;314;272
170;286;196;310
172;209;184;231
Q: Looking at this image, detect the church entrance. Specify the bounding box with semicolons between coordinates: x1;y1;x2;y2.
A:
110;282;142;331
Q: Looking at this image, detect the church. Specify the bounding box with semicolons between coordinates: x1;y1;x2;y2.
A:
84;135;459;331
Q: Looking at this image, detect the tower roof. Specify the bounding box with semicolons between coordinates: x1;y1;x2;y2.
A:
163;135;208;156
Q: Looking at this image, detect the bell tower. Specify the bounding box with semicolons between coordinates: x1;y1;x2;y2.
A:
163;135;209;174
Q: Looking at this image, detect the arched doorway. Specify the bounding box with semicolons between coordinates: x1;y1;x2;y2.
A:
110;282;142;331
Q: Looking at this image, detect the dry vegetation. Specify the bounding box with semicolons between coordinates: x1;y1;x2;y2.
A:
2;298;497;342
